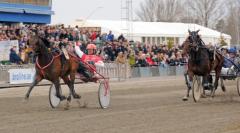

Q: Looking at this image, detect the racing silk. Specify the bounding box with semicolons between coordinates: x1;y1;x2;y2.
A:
84;55;104;67
74;43;104;67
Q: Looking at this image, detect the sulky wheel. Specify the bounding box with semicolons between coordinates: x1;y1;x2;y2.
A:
98;80;110;109
192;76;203;102
49;84;61;108
237;77;240;96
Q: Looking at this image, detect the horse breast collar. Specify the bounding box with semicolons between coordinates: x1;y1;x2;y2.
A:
36;54;61;78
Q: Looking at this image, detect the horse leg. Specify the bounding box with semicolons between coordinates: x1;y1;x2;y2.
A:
62;76;81;99
220;78;226;92
24;76;42;100
70;67;81;99
183;72;191;101
202;75;209;90
53;79;66;101
211;69;221;97
183;71;194;101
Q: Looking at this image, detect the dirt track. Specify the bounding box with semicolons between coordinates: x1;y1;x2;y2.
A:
0;76;240;133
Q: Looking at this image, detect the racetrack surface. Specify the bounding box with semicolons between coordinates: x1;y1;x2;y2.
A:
0;76;240;133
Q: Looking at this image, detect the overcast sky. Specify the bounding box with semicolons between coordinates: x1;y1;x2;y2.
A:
51;0;144;25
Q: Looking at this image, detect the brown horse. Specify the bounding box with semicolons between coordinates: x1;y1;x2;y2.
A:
182;30;224;100
24;35;80;104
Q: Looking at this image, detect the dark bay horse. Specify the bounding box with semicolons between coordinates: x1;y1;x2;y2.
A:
24;35;80;105
182;30;224;100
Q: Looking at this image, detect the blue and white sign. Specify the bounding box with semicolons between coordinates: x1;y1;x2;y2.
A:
9;69;35;84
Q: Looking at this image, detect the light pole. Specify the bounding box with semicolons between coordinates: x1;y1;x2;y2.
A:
77;6;103;27
85;6;103;20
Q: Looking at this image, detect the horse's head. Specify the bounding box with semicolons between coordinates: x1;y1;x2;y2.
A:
27;34;48;55
188;29;201;45
182;29;203;55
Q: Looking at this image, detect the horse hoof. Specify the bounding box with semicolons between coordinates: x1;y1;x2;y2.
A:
58;95;66;101
67;96;72;102
73;94;81;99
222;86;226;92
201;94;207;98
182;96;188;101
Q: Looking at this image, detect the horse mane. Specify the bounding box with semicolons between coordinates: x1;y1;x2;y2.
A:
37;36;51;48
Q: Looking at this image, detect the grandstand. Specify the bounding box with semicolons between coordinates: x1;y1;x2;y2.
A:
0;0;54;24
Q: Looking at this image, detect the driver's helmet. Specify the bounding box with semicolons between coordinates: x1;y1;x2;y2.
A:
228;48;237;54
86;43;97;55
86;44;97;50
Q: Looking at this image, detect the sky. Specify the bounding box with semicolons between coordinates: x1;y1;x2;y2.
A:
51;0;144;25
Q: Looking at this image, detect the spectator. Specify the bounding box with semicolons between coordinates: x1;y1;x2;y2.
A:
145;53;155;66
116;52;126;64
136;52;148;67
107;31;114;42
90;31;97;41
104;42;115;61
118;34;125;42
9;46;22;64
128;50;136;67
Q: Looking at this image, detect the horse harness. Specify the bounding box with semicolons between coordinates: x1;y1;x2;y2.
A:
35;51;61;78
188;37;215;62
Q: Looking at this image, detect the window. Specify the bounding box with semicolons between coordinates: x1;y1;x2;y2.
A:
142;37;146;43
175;37;179;45
147;37;151;44
157;37;160;45
152;37;155;44
162;37;165;42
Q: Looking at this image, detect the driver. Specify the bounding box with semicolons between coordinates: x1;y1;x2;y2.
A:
84;43;104;67
74;42;102;81
222;48;240;75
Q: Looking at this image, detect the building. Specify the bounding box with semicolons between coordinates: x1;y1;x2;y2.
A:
72;20;231;47
0;0;54;24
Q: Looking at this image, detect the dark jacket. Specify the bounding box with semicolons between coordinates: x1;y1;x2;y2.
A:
9;49;22;64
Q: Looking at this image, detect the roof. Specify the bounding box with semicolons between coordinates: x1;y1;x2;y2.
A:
73;20;231;39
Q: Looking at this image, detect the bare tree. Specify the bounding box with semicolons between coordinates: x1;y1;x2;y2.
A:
187;0;226;28
136;0;157;22
136;0;184;22
155;0;183;22
224;0;240;44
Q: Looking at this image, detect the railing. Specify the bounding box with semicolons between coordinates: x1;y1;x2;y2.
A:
0;63;186;88
131;65;186;78
0;63;130;88
96;63;130;81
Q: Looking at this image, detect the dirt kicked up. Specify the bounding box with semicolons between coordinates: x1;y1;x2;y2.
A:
0;76;240;133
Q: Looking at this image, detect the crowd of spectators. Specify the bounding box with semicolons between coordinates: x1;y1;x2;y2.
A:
0;24;187;67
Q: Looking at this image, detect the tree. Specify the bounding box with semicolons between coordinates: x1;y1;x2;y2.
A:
136;0;156;22
215;19;225;32
155;0;183;22
224;0;240;44
186;0;226;28
136;0;184;22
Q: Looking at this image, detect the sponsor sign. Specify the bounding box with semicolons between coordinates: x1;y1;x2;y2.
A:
9;69;35;84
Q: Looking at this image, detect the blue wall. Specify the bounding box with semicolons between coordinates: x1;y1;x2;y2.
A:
0;3;53;24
